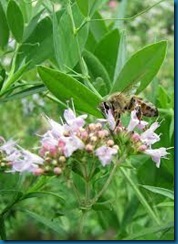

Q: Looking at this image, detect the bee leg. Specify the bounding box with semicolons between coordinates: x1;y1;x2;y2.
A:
128;97;136;110
136;105;142;120
115;113;121;127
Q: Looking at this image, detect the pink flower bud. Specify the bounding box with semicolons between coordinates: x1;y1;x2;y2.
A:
103;130;109;137
33;168;44;176
54;167;62;175
85;144;93;152
98;130;106;139
80;130;88;141
90;136;98;143
107;140;114;147
131;133;140;142
95;123;102;130
138;145;147;151
88;123;96;131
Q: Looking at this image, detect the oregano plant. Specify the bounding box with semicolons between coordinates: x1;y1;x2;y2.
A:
0;0;174;240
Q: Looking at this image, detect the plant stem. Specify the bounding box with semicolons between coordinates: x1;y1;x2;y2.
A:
90;0;165;22
92;159;120;204
66;1;102;99
120;167;161;225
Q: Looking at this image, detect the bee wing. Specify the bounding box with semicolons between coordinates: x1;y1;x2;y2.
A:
120;81;141;96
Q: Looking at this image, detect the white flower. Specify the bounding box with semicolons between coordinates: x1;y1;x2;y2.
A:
140;122;160;146
0;139;17;155
95;145;118;166
11;149;43;173
3;146;44;173
127;109;148;132
59;135;84;157
46;117;64;138
105;109;116;130
64;108;87;132
144;147;169;168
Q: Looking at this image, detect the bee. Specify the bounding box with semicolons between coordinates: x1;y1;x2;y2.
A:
99;83;158;127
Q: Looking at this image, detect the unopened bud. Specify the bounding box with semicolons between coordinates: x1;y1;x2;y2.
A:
88;123;96;131
90;136;97;143
52;159;58;165
85;144;93;152
45;166;50;171
95;123;102;130
98;130;106;139
113;145;119;151
63;130;70;136
103;129;109;137
33;168;44;176
107;140;114;147
59;156;66;163
54;167;62;175
131;133;140;142
138;144;147;151
80;131;88;141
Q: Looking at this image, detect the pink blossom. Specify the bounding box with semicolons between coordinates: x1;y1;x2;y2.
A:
105;109;116;130
140;122;160;146
127;109;148;132
0;139;17;155
46;117;64;138
5;148;44;173
95;145;118;166
144;147;169;168
63;108;87;132
60;135;84;157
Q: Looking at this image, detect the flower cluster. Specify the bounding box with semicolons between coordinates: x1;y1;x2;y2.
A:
0;104;170;176
38;108;119;174
0;138;43;173
106;108;169;168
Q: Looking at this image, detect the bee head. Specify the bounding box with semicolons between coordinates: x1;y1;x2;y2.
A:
99;101;112;115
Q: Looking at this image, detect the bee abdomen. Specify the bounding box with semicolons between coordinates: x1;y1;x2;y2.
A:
141;103;158;117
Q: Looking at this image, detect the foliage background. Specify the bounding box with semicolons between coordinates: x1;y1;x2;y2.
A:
0;0;174;240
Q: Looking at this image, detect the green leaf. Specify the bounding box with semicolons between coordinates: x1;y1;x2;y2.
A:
113;0;128;29
0;215;6;240
83;50;111;95
23;9;45;40
90;12;108;43
7;0;24;42
140;185;174;200
55;4;89;70
88;0;106;17
94;29;121;81
156;202;174;208
52;10;62;69
0;85;46;102
111;41;167;94
120;167;161;225
85;12;108;53
38;66;102;117
0;2;9;48
76;0;89;16
122;222;174;240
21;209;66;235
76;0;104;17
18;0;32;23
113;30;127;83
15;16;54;70
92;200;112;211
0;62;30;93
22;191;64;203
157;85;169;108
